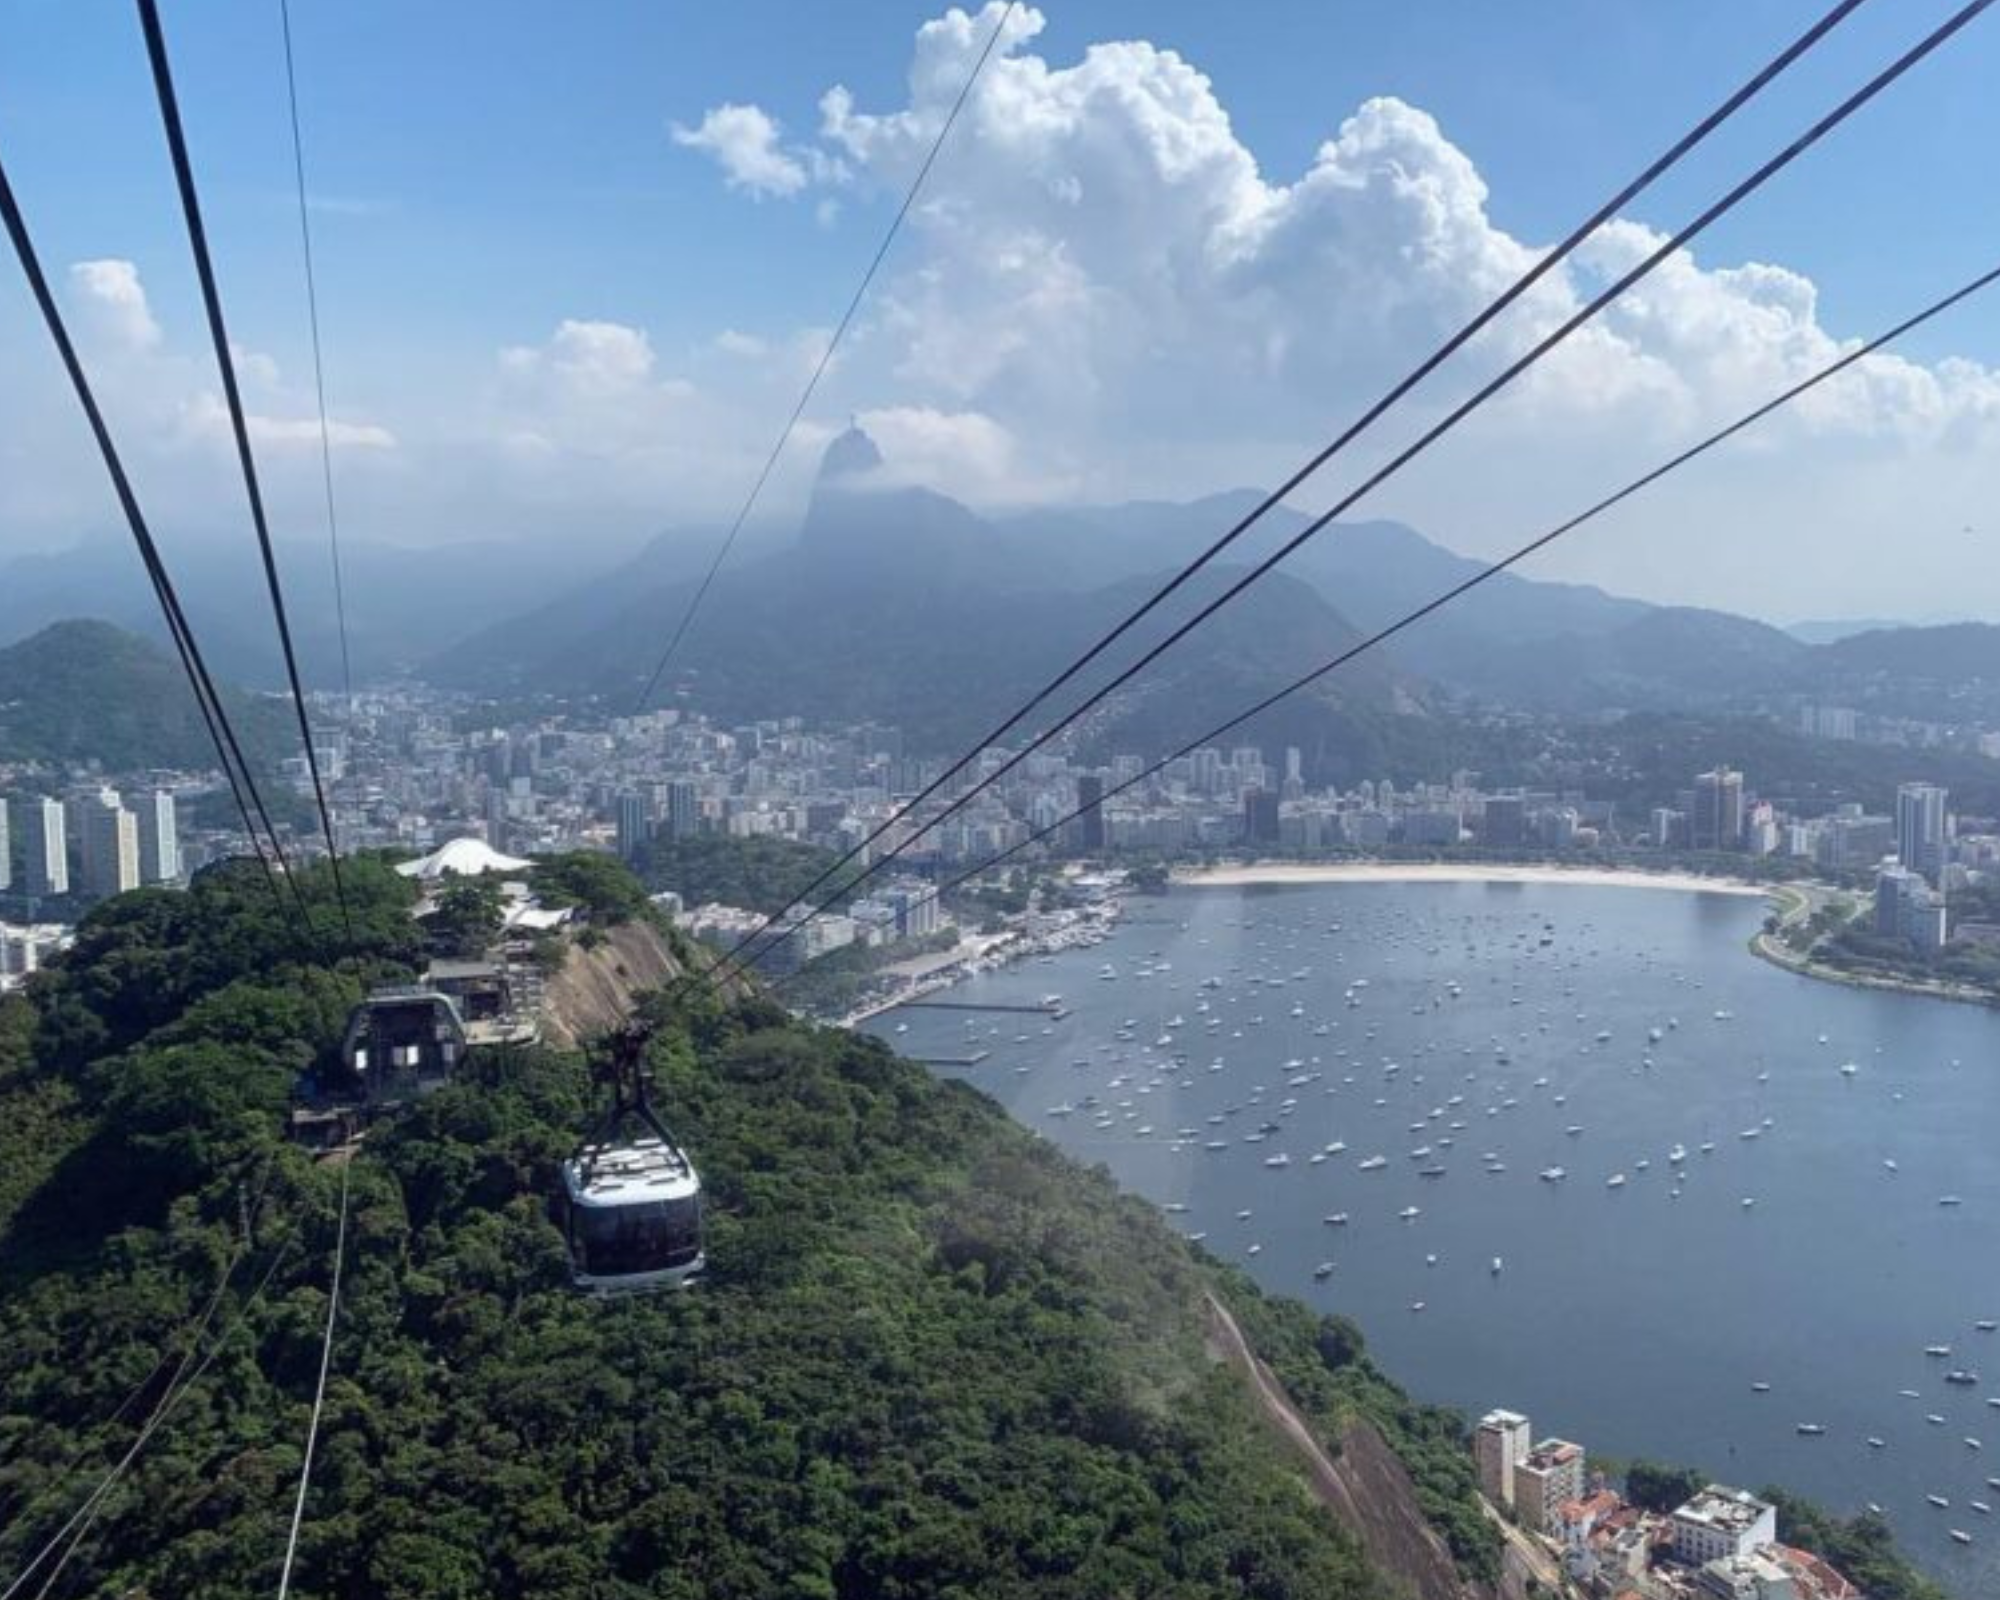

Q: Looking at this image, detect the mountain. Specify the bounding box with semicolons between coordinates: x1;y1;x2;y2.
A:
0;619;293;772
436;429;1414;757
0;855;1505;1600
1821;621;2000;680
435;438;1993;733
0;530;661;689
1786;617;1923;646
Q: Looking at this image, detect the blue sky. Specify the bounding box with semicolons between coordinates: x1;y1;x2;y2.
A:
2;1;1997;618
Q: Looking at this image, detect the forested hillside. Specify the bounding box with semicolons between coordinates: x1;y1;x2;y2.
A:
0;855;1500;1600
0;619;295;772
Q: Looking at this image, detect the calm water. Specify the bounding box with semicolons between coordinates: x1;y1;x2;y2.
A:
866;881;2000;1594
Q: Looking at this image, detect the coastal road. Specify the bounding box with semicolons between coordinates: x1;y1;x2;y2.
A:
1478;1500;1568;1597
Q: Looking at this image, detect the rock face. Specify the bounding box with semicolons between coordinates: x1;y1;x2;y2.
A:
1324;1420;1496;1600
539;920;683;1048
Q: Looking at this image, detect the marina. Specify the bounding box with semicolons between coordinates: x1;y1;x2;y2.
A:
868;877;2000;1592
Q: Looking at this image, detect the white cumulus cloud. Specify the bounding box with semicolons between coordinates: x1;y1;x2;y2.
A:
68;259;162;351
670;103;810;198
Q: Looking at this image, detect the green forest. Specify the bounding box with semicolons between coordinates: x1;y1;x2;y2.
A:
0;619;294;774
0;853;1501;1599
635;832;859;916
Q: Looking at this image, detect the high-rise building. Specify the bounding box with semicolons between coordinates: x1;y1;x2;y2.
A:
1281;746;1305;802
0;797;10;893
1895;782;1948;883
1691;768;1745;852
1076;773;1105;851
1481;795;1525;847
664;780;700;841
134;790;179;884
1242;788;1280;845
614;791;650;861
1475;1410;1533;1511
16;797;67;898
1875;865;1947;951
79;795;139;899
1513;1439;1586;1534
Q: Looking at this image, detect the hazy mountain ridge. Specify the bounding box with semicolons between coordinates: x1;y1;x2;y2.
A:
434;435;1415;751
0;531;661;690
434;431;1925;735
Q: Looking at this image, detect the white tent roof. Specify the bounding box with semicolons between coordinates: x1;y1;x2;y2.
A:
396;837;534;881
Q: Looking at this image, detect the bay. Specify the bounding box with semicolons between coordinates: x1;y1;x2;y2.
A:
866;879;2000;1595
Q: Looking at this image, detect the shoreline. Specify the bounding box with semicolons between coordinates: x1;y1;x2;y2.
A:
1175;860;1771;898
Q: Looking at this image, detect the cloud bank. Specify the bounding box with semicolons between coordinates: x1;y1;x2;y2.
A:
7;5;1998;621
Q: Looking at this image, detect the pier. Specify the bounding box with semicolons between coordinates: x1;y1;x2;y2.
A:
889;999;1066;1016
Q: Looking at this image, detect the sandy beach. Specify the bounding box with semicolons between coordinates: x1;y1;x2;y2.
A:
1175;861;1769;897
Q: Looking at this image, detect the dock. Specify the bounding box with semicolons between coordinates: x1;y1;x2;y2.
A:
890;999;1065;1015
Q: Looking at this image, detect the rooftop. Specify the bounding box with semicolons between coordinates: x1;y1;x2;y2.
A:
1674;1485;1774;1534
1522;1438;1584;1472
564;1137;700;1205
396;836;533;881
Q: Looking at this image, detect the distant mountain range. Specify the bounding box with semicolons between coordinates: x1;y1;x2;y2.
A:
436;429;1413;761
15;427;1999;759
0;529;660;690
437;426;2000;747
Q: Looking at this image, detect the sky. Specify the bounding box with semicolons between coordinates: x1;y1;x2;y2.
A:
1;0;1997;624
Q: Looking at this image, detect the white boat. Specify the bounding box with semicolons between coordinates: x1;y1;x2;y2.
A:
1667;1144;1687;1165
1490;1256;1503;1274
1358;1155;1388;1172
1795;1423;1826;1437
1607;1173;1627;1189
1323;1213;1349;1227
1928;1494;1951;1508
1398;1205;1421;1221
1312;1262;1335;1280
1950;1529;1973;1544
1539;1166;1567;1183
1263;1153;1291;1169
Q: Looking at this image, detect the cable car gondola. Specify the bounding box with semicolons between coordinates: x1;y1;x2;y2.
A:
290;986;468;1152
558;1024;705;1294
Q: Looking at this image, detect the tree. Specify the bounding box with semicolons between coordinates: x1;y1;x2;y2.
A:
1623;1459;1704;1512
532;850;651;924
427;878;505;957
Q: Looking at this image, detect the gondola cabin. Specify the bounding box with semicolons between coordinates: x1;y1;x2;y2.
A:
341;986;466;1104
559;1135;705;1293
292;987;469;1151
